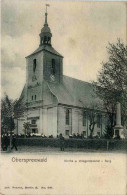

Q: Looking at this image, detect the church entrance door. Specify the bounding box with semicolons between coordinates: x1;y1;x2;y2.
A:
32;129;38;133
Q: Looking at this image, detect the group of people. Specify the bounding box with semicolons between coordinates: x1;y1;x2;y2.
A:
1;133;65;152
1;134;18;151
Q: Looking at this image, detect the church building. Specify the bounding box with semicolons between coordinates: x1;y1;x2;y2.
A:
15;7;107;138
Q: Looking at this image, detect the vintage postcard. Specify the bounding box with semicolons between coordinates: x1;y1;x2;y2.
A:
0;0;127;195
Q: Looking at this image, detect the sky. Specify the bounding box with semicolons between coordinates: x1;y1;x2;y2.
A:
1;0;126;100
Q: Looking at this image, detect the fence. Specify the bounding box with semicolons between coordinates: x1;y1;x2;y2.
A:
17;138;127;151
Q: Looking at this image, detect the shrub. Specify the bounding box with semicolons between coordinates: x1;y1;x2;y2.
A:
16;138;127;151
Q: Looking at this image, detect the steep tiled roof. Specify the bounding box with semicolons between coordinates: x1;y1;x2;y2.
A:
19;76;104;110
26;45;63;58
48;75;104;110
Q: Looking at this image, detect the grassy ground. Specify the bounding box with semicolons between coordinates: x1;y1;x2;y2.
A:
1;145;126;154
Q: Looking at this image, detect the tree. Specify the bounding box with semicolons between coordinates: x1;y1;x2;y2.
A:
1;94;15;134
94;39;127;136
1;94;26;134
79;97;103;138
87;109;97;138
14;96;26;119
1;94;26;152
23;122;31;137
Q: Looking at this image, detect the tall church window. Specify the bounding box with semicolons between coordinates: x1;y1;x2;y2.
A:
33;59;37;72
51;59;56;75
97;115;101;128
35;95;36;100
65;130;69;136
66;109;70;125
32;96;33;100
83;111;87;126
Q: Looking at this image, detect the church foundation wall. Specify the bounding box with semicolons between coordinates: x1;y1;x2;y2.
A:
57;105;107;138
57;106;73;137
39;108;43;134
42;108;48;136
78;110;88;137
42;106;58;137
47;107;57;137
26;109;40;134
72;108;79;135
58;106;67;136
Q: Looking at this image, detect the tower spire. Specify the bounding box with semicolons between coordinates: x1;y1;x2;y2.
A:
39;4;52;46
45;4;50;25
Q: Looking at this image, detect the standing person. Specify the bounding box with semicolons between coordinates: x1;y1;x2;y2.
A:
2;134;6;151
2;134;9;151
11;135;18;151
59;133;65;151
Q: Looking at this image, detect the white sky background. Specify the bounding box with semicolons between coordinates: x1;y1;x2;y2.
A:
1;0;126;100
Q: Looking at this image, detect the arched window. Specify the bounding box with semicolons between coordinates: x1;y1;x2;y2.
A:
35;95;36;100
48;37;50;44
32;96;33;100
44;36;47;44
33;59;36;72
51;59;56;75
66;109;70;125
83;111;87;126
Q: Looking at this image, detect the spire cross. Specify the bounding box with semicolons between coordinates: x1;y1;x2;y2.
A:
45;4;50;24
46;4;50;14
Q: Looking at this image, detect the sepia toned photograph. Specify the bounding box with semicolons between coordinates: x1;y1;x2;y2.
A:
0;1;127;194
1;0;127;154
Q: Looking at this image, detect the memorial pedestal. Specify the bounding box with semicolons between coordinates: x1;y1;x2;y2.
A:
114;125;124;139
114;102;125;139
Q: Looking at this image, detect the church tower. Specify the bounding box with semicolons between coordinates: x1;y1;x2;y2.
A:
39;7;52;46
16;4;107;138
25;5;63;104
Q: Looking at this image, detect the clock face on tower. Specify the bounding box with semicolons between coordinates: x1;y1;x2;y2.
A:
50;74;55;82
